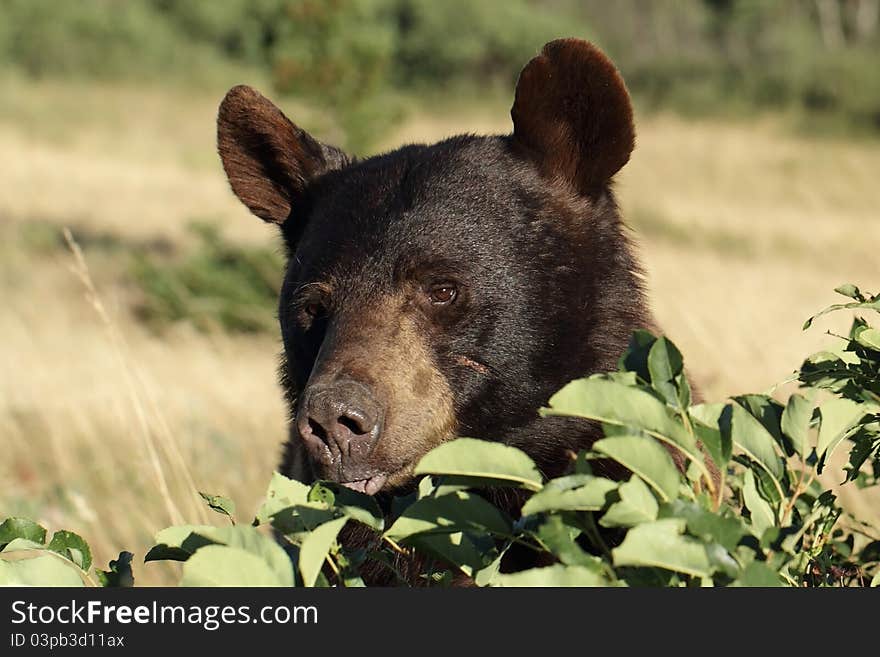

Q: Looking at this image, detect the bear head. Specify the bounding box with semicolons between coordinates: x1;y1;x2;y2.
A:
217;39;651;496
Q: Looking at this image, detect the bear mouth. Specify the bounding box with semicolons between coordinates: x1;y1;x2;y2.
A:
339;473;389;496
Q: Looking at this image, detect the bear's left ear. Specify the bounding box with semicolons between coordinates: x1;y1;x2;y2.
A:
511;39;635;197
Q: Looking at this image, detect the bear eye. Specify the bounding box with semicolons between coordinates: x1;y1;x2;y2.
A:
427;284;457;305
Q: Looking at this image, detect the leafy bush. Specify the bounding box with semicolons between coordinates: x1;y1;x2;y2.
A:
389;0;589;89
6;1;878;145
0;0;230;82
130;223;283;334
10;221;283;335
2;284;879;586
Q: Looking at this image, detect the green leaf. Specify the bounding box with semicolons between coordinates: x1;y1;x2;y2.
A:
607;370;640;386
199;492;236;519
307;483;336;506
306;482;384;531
544;378;706;476
490;564;609;587
521;474;617;515
192;526;295;583
145;524;215;562
407;532;494;577
432;479;487;495
705;542;740;579
782;393;815;459
855;327;880;350
803;297;880;329
417;476;436;499
732;561;783;587
299;517;349;587
96;552;134;587
181;545;291;587
146;524;293;587
742;469;775;537
531;515;604;568
0;554;85;586
798;350;859;392
2;538;47;552
384;491;511;541
647;336;684;382
647;336;685;407
618;329;657;381
817;398;868;461
414;438;543;491
47;530;92;571
256;472;311;524
689;402;732;468
0;517;47;549
834;283;864;301
268;505;339;540
600;476;659;528
693;423;729;474
753;463;786;508
723;402;784;488
662;500;745;552
736;395;788;453
612;518;711;578
592;435;681;502
333;494;384;532
677;374;692;410
688;402;725;428
474;550;507;587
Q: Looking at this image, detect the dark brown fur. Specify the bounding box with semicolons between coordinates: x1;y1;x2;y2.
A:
217;39;705;584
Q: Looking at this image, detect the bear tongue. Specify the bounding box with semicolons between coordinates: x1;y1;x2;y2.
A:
341;473;388;496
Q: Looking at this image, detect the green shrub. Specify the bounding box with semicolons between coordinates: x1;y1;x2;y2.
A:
9;221;283;335
130;223;283;334
389;0;590;89
0;0;215;80
3;284;878;586
3;1;879;145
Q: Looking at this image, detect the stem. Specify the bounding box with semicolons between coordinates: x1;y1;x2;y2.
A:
713;469;726;512
679;407;718;499
381;535;408;556
781;468;813;526
750;457;787;508
502;535;547;554
324;553;341;579
765;374;799;395
582;512;613;562
652;429;717;497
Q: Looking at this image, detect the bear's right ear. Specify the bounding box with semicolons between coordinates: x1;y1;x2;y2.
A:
217;85;349;224
511;39;635;197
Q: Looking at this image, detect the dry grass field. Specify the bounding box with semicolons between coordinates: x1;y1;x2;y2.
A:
1;76;878;584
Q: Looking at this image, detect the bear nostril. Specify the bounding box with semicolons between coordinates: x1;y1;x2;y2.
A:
337;414;368;436
308;418;329;446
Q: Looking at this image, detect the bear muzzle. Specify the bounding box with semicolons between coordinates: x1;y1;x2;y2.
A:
296;378;388;493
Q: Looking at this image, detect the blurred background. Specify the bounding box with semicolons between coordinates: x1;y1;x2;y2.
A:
1;0;878;584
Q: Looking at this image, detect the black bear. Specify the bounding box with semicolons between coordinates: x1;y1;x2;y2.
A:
218;38;664;581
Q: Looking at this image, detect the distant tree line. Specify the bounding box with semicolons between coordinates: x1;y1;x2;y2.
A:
1;0;877;145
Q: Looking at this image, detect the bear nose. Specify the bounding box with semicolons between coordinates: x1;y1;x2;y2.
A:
298;380;381;476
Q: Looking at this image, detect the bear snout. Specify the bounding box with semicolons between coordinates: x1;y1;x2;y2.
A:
296;378;385;488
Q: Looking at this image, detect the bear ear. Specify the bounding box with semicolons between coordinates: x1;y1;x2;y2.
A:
511;39;635;197
217;85;349;224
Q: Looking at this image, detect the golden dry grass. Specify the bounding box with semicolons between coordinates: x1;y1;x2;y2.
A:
1;78;878;584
